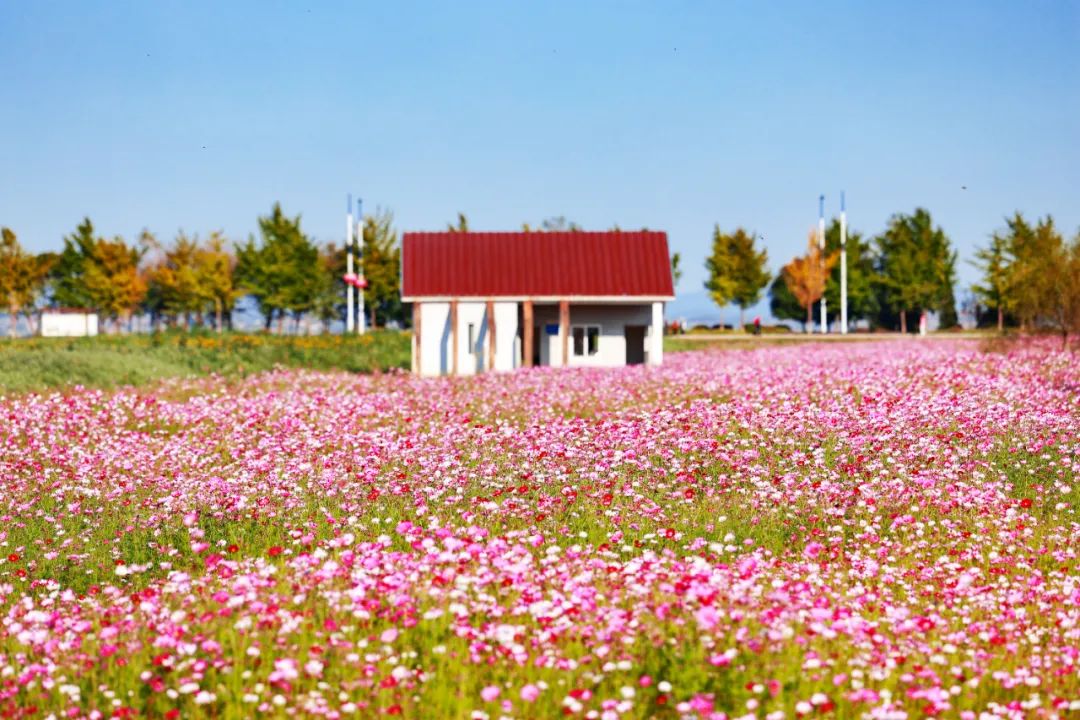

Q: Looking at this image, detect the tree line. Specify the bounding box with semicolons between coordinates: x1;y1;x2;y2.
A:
0;203;404;336
704;207;1080;340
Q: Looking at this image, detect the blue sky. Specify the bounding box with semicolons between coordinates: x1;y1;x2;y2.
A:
2;1;1077;322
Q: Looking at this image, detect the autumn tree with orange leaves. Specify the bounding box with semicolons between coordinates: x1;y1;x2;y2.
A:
781;231;839;333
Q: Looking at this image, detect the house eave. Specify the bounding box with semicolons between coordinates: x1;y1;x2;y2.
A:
402;295;675;303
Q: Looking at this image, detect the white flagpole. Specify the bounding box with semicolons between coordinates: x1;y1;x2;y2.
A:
346;194;355;334
819;195;827;334
357;199;366;335
840;191;848;335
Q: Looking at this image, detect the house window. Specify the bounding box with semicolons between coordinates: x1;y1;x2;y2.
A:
571;325;600;357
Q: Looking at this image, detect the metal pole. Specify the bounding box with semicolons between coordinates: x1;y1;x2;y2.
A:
356;199;366;335
818;195;827;334
346;194;354;334
840;191;848;335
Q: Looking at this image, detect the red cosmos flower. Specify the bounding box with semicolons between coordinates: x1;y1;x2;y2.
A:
268;546;283;557
601;493;614;506
165;710;180;720
1020;498;1033;509
684;488;695;499
227;544;239;553
6;553;18;563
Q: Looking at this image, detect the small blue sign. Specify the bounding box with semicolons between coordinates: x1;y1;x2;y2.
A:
544;323;559;336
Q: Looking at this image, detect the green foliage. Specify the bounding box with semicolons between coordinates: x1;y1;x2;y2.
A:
874;208;957;331
1004;213;1065;330
48;218;97;309
447;213;469;232
704;227;770;328
235;203;321;331
670;252;682;289
0;228;50;336
361;207;404;328
47;218;146;328
821;219;879;326
768;273;805;327
972;229;1013;331
145;231;241;331
0;330;410;393
311;242;347;329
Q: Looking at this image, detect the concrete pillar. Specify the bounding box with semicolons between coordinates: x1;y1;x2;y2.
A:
412;303;421;374
450;299;459;376
559;300;569;367
649;301;664;366
523;300;534;368
486;300;496;372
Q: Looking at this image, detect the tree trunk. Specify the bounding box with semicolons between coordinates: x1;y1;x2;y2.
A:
215;299;223;334
806;303;812;334
7;302;18;338
900;310;907;334
997;306;1003;333
370;304;376;331
264;310;273;332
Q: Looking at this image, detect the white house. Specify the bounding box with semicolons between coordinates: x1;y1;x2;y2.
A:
401;230;674;376
39;309;99;337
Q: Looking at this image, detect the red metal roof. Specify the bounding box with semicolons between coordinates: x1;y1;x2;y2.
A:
402;231;674;299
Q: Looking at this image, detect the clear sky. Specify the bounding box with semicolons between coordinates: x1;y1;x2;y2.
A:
2;1;1077;321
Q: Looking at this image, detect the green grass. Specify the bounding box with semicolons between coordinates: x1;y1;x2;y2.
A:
0;330;411;393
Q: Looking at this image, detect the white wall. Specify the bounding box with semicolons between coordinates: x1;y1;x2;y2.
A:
416;301;519;376
530;304;654;368
40;312;98;337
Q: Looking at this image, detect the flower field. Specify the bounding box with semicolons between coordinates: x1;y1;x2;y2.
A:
0;341;1078;719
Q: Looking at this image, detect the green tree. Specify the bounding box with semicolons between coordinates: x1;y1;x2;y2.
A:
768;273;807;329
83;236;146;331
311;242;347;331
670;252;682;289
146;231;204;328
1005;213;1064;331
0;228;50;337
447;213;470;233
361;207;403;328
782;232;838;332
1043;232;1080;346
704;226;737;320
874;208;956;333
48;218;145;330
971;229;1013;332
49;218;98;309
704;227;769;330
236;203;320;332
821;219;879;328
196;232;240;332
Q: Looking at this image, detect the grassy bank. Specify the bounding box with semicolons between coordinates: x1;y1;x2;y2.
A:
0;330;411;393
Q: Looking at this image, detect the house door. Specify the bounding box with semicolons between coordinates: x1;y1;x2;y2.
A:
533;325;546;366
625;325;646;365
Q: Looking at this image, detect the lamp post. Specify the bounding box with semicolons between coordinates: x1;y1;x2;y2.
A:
345;195;354;334
840;192;848;334
819;195;827;334
356;198;366;335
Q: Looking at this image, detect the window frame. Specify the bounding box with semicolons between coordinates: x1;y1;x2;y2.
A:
570;324;601;357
